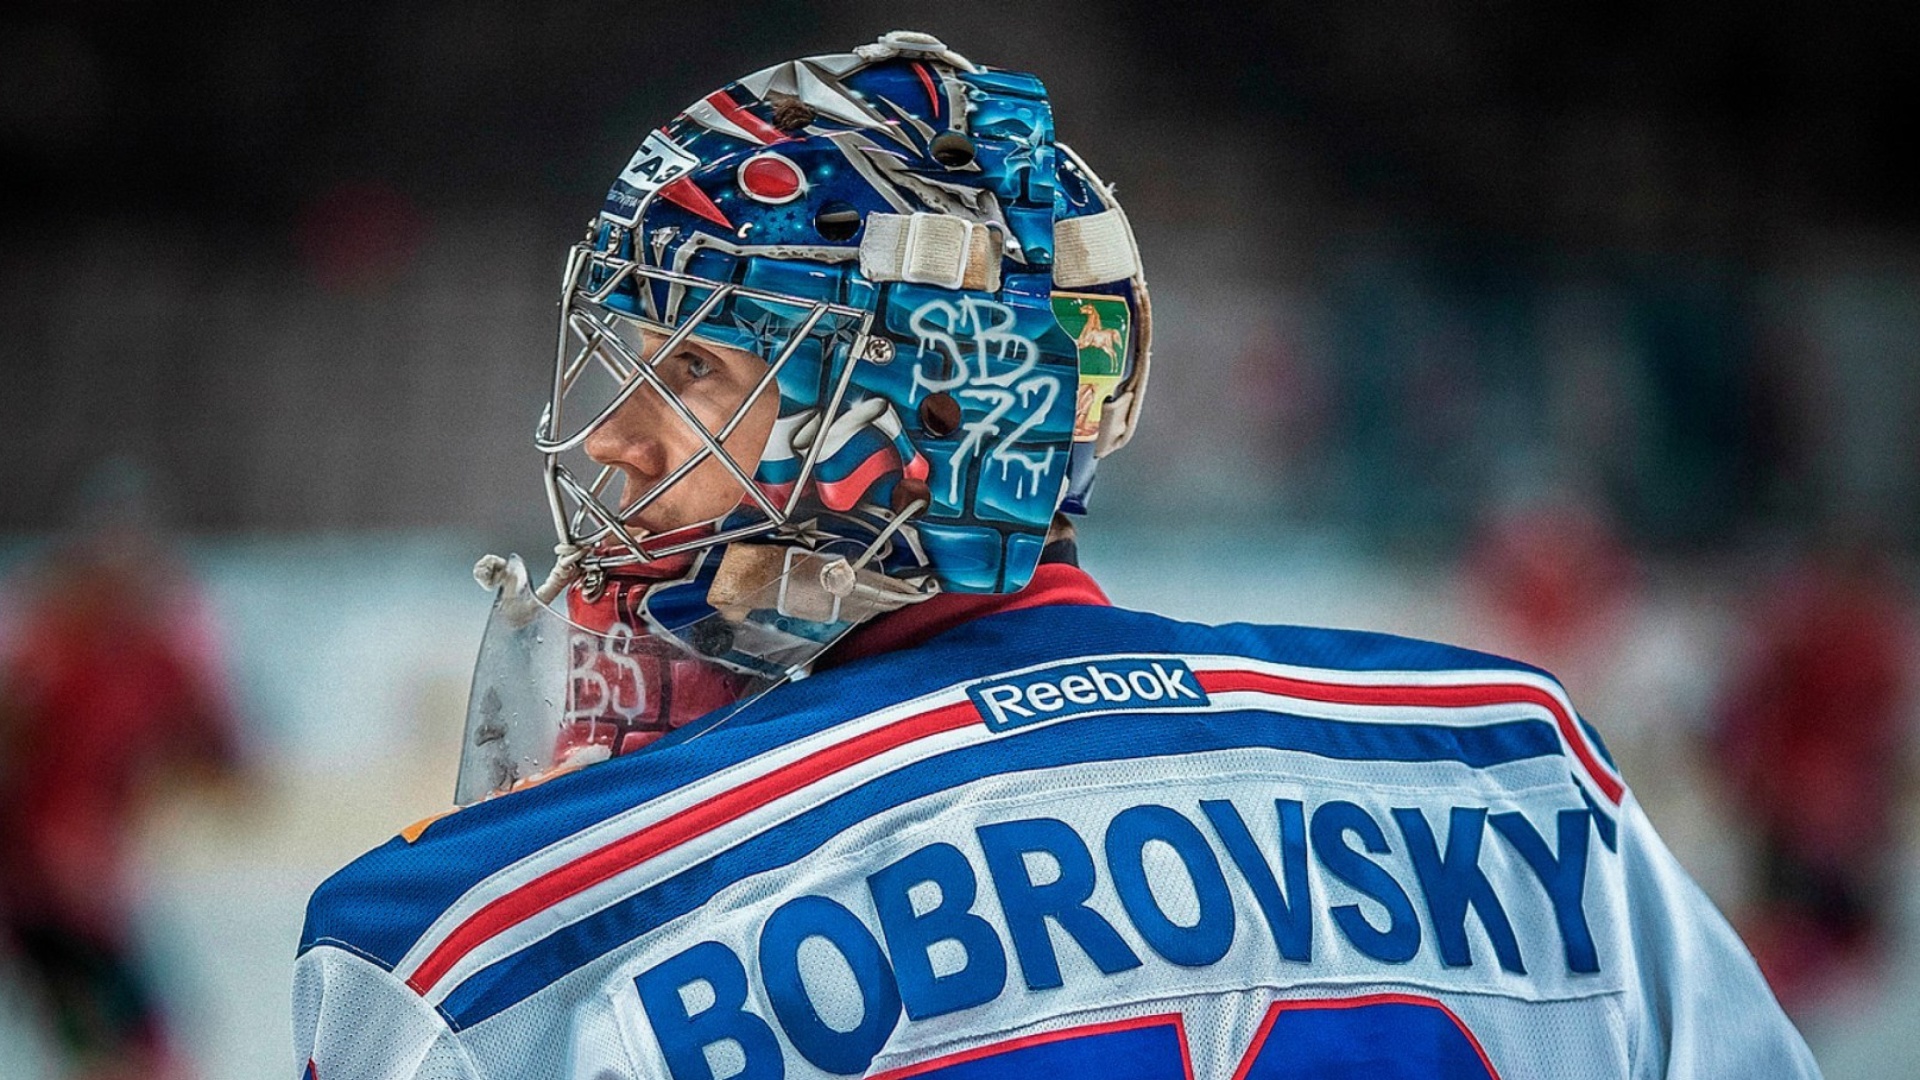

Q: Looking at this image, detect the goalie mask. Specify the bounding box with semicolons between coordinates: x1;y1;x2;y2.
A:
455;30;1152;804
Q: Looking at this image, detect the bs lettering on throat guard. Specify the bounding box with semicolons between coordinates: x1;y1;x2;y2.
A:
966;658;1209;730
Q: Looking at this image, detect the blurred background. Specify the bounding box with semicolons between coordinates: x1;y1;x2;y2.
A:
1;1;1916;1075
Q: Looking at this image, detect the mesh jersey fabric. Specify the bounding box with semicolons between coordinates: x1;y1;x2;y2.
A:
294;577;1818;1079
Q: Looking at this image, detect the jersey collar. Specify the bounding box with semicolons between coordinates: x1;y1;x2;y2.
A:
821;563;1111;671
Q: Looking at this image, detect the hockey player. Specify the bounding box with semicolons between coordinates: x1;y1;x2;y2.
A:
2;478;244;1080
294;32;1819;1079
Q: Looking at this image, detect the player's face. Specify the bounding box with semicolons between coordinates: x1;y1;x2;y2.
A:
584;328;778;537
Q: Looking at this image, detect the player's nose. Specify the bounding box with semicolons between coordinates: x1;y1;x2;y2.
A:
584;388;677;484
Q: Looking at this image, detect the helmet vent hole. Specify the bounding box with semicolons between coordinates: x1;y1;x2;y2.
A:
814;202;861;241
930;132;976;168
919;392;962;437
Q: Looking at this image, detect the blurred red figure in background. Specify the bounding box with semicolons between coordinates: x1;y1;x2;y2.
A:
1464;497;1639;670
0;520;243;1079
1713;544;1916;1012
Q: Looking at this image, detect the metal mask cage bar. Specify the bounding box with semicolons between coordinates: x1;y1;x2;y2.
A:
541;245;875;568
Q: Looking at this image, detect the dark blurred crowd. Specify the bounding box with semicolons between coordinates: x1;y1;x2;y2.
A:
2;3;1916;543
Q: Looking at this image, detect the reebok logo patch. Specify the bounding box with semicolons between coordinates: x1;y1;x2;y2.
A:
966;658;1209;730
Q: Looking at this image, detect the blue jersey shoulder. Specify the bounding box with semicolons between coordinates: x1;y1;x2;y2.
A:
297;604;1025;969
962;604;1613;770
299;599;1603;970
963;600;1553;678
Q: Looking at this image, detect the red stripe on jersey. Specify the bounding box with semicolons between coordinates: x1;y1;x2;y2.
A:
871;1012;1194;1080
407;652;1614;997
1195;669;1622;804
406;699;980;994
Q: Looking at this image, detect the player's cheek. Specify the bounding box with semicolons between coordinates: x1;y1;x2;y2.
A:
688;374;752;438
730;384;781;464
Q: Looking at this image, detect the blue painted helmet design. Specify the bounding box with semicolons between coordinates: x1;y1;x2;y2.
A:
538;30;1151;604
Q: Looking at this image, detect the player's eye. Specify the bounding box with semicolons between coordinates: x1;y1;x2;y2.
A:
656;348;716;386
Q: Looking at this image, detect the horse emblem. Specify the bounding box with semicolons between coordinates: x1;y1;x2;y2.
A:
1051;291;1131;444
1074;300;1125;364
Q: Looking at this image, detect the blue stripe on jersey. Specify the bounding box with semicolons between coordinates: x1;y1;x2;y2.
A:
1577;715;1616;771
299;603;1561;971
437;707;1565;1027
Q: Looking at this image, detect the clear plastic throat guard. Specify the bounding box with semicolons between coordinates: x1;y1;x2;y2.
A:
454;554;848;805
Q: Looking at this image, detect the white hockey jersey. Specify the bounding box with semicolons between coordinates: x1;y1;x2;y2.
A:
294;567;1819;1078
